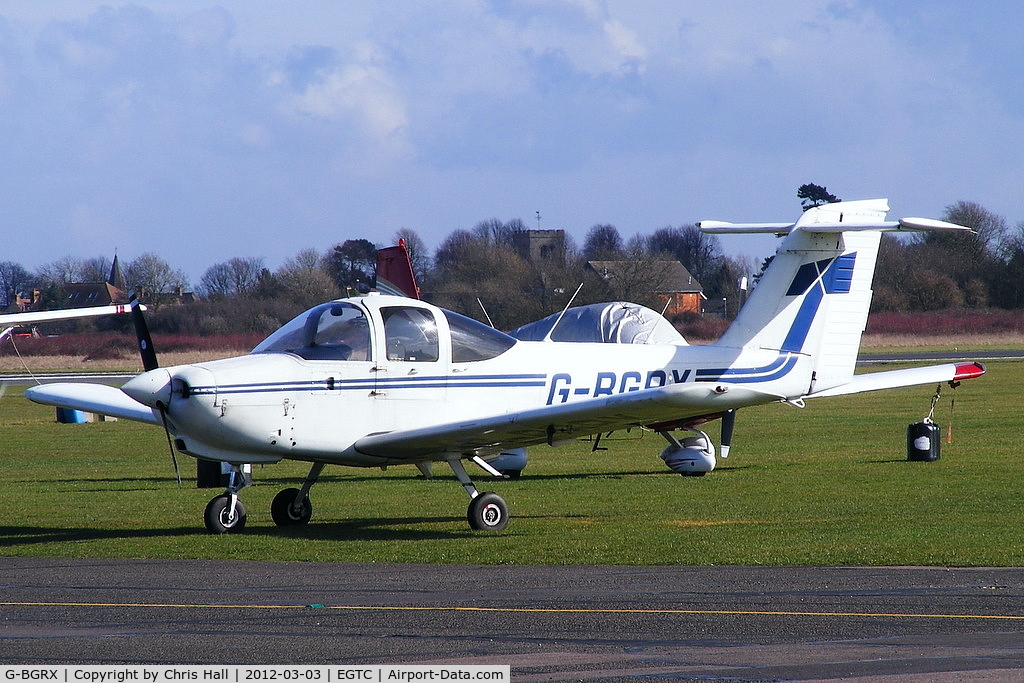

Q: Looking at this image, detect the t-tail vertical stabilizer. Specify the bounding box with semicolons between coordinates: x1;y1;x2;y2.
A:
375;239;420;299
700;199;973;397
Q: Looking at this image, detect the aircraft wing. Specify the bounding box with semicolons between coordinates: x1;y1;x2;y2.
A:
24;383;161;425
354;382;785;461
0;304;139;326
805;362;986;399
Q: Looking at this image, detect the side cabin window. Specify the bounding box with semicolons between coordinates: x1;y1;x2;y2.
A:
443;309;516;362
382;306;438;362
251;302;371;361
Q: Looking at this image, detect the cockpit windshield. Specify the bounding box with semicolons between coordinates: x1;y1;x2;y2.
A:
443;309;516;362
251;299;515;364
251;302;371;361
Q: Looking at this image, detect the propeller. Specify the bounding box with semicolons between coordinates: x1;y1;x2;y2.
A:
720;409;736;458
128;295;181;487
130;295;159;372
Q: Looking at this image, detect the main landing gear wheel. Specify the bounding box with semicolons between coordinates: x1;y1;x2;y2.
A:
204;495;247;534
271;487;312;527
467;492;508;531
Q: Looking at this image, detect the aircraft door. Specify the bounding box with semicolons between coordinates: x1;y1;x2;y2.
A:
282;301;377;455
375;305;448;409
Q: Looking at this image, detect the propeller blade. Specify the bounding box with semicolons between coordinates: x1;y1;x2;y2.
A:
128;295;178;486
158;406;182;488
720;409;736;458
130;295;159;371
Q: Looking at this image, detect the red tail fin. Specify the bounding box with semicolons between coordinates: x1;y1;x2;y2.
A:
375;239;420;299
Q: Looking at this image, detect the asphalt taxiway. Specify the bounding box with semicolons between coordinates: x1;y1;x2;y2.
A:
2;559;1024;680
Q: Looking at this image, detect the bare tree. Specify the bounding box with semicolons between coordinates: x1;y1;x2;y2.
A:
276;249;338;307
582;224;624;260
35;256;87;289
198;257;266;299
79;256;111;283
472;218;520;248
283;248;324;271
125;253;189;309
644;224;724;285
0;261;33;308
942;200;1007;253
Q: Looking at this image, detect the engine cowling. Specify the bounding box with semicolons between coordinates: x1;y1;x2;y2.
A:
660;435;716;476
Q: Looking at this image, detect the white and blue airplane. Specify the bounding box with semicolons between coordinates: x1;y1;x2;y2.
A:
25;200;985;534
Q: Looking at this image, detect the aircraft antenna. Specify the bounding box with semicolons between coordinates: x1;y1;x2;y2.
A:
476;298;495;328
543;282;584;342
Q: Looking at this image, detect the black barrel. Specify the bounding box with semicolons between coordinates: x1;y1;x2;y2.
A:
907;421;940;461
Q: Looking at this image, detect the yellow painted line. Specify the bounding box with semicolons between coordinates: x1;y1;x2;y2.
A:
2;601;1024;621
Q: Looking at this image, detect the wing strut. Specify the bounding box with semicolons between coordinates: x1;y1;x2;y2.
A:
471;455;504;478
448;458;480;498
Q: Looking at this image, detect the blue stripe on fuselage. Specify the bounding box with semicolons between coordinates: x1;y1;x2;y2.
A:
185;373;548;397
695;353;798;383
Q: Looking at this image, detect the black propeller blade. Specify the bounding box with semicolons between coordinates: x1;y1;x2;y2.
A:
130;295;159;372
129;294;181;487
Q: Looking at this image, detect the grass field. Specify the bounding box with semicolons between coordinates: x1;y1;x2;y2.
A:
1;359;1022;566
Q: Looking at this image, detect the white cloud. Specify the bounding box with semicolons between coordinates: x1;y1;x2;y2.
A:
290;42;407;133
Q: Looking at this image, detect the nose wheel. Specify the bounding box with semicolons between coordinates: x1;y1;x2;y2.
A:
204;494;247;533
203;464;252;534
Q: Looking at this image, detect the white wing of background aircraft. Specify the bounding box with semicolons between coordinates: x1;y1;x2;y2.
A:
0;303;137;344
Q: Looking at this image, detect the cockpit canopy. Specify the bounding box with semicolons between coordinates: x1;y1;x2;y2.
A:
251;298;517;363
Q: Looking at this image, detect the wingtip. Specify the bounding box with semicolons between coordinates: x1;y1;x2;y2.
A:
953;362;986;380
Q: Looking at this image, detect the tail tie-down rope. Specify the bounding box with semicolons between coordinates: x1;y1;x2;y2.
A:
925;383;957;445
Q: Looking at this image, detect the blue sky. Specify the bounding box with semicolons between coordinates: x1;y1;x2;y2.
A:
1;1;1021;283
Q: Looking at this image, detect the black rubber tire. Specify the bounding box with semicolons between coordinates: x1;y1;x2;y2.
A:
467;492;508;531
271;487;312;527
204;495;247;534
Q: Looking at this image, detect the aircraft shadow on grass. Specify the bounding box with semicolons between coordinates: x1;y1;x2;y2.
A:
0;516;469;547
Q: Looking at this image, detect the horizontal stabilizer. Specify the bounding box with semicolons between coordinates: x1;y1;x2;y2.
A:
25;383;160;425
806;362;985;399
699;217;971;235
698;221;794;234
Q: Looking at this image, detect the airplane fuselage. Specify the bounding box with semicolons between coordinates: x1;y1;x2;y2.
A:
142;296;802;468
